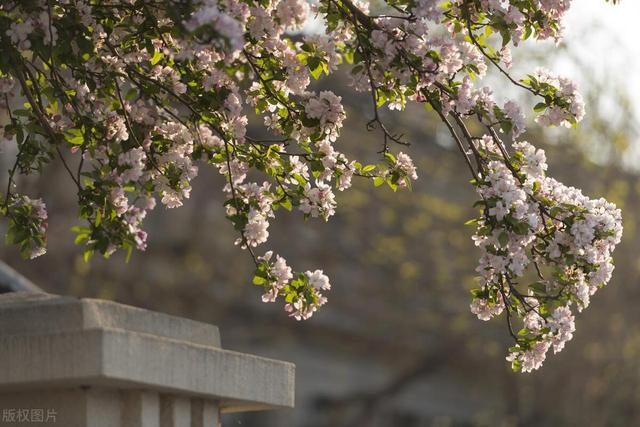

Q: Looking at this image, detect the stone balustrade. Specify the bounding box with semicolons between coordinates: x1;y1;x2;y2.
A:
0;292;295;426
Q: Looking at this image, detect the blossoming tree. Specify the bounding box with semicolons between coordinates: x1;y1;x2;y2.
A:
0;0;624;372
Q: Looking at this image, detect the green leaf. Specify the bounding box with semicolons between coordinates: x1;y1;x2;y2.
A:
310;65;323;80
5;228;15;245
125;88;138;101
500;120;513;134
74;234;89;245
301;115;320;127
533;102;547;112
513;221;530;235
532;180;541;193
344;50;354;64
529;282;547;295
83;249;93;263
308;57;323;80
280;198;293;211
65;128;84;145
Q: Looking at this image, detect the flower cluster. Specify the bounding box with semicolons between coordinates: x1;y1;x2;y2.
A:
530;68;586;128
254;251;331;320
2;195;48;259
470;139;622;372
464;0;572;44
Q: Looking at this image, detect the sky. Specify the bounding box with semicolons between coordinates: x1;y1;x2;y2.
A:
474;0;640;162
560;0;640;109
544;0;640;163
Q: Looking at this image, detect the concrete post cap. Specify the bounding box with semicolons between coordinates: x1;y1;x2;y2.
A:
0;292;295;413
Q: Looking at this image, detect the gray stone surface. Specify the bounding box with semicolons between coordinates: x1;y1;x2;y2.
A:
0;261;42;293
0;388;121;427
0;292;295;414
0;292;220;347
0;389;218;427
122;391;160;427
191;399;219;427
160;395;191;427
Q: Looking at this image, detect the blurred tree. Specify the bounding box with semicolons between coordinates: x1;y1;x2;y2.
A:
0;0;631;413
2;63;638;425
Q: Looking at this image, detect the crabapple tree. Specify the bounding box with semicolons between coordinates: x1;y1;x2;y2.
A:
0;0;623;372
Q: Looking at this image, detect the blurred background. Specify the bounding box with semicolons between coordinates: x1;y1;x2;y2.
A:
1;1;639;426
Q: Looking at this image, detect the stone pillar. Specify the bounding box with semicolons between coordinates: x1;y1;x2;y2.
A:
0;293;295;426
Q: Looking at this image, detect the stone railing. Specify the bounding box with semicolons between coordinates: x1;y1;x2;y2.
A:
0;292;295;426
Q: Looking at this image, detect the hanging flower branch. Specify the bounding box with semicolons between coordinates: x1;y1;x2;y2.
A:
0;0;622;371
